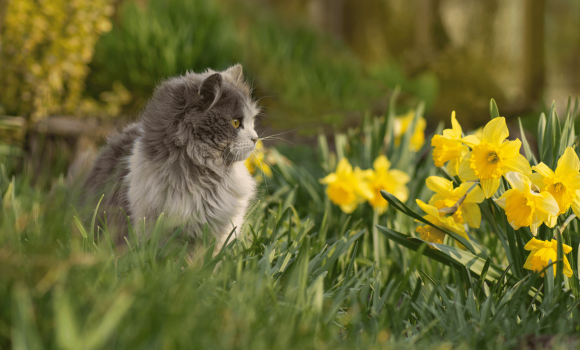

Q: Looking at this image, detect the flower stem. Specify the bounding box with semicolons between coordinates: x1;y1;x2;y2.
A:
373;209;380;267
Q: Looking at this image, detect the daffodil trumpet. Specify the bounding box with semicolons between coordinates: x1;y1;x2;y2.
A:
495;172;559;234
459;117;532;198
523;238;573;277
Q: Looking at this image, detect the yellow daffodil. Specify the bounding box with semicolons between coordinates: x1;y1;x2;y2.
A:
366;155;410;214
426;176;484;228
431;112;469;176
415;199;470;249
469;127;484;140
320;158;374;214
459;117;531;198
523;238;573;277
245;140;273;179
495;172;559;234
530;147;580;216
394;110;426;152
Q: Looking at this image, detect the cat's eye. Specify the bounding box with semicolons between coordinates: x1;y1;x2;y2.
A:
231;119;240;128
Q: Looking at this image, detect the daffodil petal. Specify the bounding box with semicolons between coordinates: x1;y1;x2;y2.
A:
426;176;454;195
463;183;485;203
555;147;580;177
537;191;560;216
524;237;545;251
529;173;546;190
481;178;501;198
340;202;358;214
458;153;478;181
373;155;391;172
461;202;481;228
416;199;441;218
357;181;375;200
502;154;532;176
564;258;573;277
447;158;459;177
320;173;337;184
461;135;480;148
504;171;531;192
532;162;554;179
389;169;410;184
336;158;352;174
494;189;512;209
451;111;462;134
483;117;509;145
571;193;580;217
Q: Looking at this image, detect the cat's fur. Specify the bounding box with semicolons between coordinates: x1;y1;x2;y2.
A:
82;65;259;248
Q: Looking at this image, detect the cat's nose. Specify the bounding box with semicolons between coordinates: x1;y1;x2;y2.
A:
251;138;258;144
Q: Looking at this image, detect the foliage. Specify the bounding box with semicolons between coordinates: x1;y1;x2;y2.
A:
86;0;437;130
0;0;115;120
3;94;579;348
86;0;238;110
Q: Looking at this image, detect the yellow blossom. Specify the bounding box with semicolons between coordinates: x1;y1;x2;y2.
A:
530;147;580;216
245;140;273;179
431;111;469;176
415;199;470;249
523;238;573;277
320;158;374;214
426;176;484;228
495;172;559;234
366;155;410;214
394;110;426;152
459;117;532;198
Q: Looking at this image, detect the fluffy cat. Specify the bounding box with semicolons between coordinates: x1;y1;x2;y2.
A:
82;64;259;249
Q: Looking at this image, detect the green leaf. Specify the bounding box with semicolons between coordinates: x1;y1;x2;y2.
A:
490;99;500;119
12;284;44;350
377;226;541;300
518;117;537;165
537;112;546;160
84;293;135;350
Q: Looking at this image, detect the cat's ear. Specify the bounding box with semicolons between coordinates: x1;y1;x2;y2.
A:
223;64;244;84
198;73;223;111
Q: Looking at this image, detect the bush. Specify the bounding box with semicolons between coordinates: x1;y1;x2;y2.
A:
86;0;237;109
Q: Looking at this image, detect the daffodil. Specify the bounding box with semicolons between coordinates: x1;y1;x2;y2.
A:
320;158;374;213
523;238;573;277
394;110;426;152
431;112;469;176
530;147;580;216
426;176;484;228
245;140;273;179
415;199;470;249
459;117;531;198
366;155;410;214
495;172;559;234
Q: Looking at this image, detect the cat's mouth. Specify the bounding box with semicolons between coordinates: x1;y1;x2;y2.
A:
225;142;255;162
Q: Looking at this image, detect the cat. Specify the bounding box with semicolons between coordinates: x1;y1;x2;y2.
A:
82;64;259;250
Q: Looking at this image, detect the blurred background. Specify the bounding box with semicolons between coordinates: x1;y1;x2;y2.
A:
1;0;579;184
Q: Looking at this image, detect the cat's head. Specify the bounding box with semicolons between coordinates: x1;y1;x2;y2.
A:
141;64;260;171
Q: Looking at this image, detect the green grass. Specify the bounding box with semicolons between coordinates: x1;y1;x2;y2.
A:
2;98;579;349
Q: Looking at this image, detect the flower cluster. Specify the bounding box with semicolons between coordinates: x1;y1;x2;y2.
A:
320;156;409;214
0;0;115;120
245;140;274;181
427;113;578;276
394;110;426;152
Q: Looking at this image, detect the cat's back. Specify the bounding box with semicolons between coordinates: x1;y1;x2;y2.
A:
85;122;142;203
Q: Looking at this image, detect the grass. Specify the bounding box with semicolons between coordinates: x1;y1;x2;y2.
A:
2;97;579;349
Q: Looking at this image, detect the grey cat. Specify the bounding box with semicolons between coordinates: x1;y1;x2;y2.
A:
83;64;259;249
